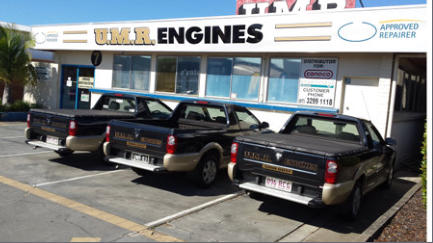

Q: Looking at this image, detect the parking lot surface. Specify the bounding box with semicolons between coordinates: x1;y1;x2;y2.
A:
0;122;420;242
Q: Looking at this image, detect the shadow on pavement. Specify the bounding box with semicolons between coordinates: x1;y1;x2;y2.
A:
49;152;116;172
254;177;416;234
131;170;240;197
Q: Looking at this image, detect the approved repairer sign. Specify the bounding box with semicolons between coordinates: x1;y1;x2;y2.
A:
297;58;338;107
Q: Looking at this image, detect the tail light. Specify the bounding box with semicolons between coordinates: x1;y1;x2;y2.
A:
230;142;239;163
68;120;77;136
325;160;338;184
105;125;111;142
166;135;177;154
26;113;31;128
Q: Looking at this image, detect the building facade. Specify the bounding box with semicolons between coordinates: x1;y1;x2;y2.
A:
26;5;428;168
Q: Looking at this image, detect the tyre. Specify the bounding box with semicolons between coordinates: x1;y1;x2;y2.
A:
343;181;362;220
193;153;218;188
131;167;149;176
54;150;73;157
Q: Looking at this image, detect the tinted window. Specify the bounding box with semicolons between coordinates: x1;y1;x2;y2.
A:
143;99;172;118
179;104;227;124
96;96;136;113
287;115;361;142
235;108;260;129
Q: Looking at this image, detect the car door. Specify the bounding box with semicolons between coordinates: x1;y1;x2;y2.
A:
364;121;392;185
363;121;386;189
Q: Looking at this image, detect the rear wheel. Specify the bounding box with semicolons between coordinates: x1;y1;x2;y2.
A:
343;181;362;220
193;154;218;188
55;150;73;157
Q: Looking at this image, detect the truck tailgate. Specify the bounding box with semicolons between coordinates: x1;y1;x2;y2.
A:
109;120;170;159
237;140;325;187
30;111;69;138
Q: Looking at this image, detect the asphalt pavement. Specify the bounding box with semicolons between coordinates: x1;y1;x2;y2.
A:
0;122;421;242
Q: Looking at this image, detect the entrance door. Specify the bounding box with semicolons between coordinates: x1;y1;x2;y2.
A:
61;66;95;109
342;77;379;121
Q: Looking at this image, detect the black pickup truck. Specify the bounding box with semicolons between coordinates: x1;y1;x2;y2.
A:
228;112;396;219
103;100;270;187
25;93;172;159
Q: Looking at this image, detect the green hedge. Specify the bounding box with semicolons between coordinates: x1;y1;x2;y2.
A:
420;123;427;207
0;101;42;112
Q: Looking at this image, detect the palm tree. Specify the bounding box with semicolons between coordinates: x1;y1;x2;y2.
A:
0;24;37;105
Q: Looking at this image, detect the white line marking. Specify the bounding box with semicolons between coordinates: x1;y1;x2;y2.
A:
34;170;126;187
0;151;52;158
144;191;244;228
1;136;25;139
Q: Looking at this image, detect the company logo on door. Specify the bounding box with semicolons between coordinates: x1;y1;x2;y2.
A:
94;24;263;45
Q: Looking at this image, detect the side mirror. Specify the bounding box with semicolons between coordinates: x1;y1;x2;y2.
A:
385;138;397;146
259;122;269;129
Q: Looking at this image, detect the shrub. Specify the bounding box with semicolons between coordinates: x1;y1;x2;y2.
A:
420;123;427;207
0;100;40;112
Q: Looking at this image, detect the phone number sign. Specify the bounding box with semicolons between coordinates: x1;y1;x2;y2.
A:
297;58;338;107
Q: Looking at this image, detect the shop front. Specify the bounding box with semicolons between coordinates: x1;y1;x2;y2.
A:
28;4;427;168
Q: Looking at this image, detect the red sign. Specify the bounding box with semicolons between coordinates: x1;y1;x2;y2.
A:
236;0;355;14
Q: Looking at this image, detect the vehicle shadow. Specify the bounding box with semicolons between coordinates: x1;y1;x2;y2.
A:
254;177;417;234
131;170;240;197
48;152;117;171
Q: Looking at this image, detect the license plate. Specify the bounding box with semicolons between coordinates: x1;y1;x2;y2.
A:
131;153;150;163
46;136;59;145
265;176;292;192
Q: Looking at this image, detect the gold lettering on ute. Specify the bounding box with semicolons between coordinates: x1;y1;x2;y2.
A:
282;159;318;172
110;28;131;45
140;137;162;145
114;131;134;141
134;27;152;45
126;141;147;149
262;164;293;174
243;151;272;163
41;126;56;133
95;28;108;45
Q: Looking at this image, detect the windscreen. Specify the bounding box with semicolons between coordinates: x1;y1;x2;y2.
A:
285;115;361;143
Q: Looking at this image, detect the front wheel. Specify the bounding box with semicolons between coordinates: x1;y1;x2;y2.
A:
192;154;218;188
343;181;362;220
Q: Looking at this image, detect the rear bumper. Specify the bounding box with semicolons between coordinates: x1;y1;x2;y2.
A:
103;141;201;172
239;182;324;208
231;163;353;206
25;128;103;152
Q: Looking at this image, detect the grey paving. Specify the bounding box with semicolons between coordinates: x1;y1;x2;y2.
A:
0;183;153;242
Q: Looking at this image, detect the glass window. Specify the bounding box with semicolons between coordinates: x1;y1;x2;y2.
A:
98;96;136;113
235;108;260;129
156;56;200;95
268;58;301;103
206;58;232;98
176;57;200;95
365;122;382;145
112;55;151;90
286;115;361;142
205;57;262;101
143;99;172;118
232;57;261;100
179;104;227;124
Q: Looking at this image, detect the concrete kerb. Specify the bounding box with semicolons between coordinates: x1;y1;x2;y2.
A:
355;180;422;242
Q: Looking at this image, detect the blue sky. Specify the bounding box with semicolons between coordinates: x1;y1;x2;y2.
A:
0;0;427;26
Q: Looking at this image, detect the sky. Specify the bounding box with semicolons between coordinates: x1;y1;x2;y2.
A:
0;0;427;26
